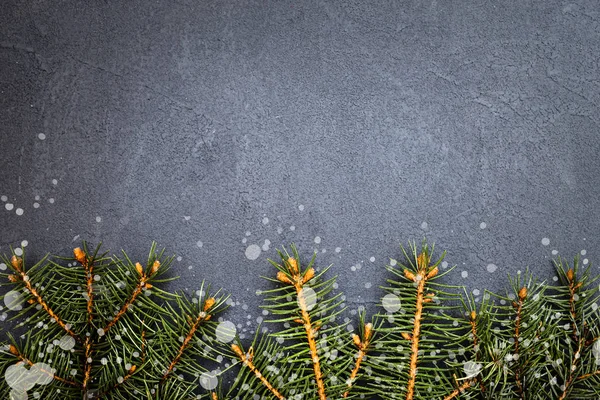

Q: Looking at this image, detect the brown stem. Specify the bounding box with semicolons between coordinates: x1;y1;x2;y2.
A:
343;324;373;398
443;379;474;400
82;337;92;392
232;344;285;400
74;248;95;324
577;369;600;381
103;271;147;334
161;299;214;382
405;252;437;400
10;256;80;342
513;287;527;400
558;269;584;400
8;344;80;387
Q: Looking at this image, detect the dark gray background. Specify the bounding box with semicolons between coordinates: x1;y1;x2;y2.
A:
1;0;599;330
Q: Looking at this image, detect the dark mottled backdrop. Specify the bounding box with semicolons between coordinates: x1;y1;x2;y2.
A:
1;1;599;331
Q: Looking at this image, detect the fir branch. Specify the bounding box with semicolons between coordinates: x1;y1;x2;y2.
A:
276;255;327;400
231;343;285;400
8;344;80;387
404;250;438;400
513;285;527;399
343;321;373;398
74;247;95;324
8;255;80;341
442;376;474;400
103;260;159;334
161;296;215;382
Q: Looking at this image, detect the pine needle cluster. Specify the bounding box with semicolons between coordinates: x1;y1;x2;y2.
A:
1;240;599;400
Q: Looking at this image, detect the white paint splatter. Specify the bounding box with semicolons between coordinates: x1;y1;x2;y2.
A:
215;321;236;343
542;238;550;246
4;290;24;311
196;240;203;248
461;271;469;278
298;287;317;311
199;370;219;390
37;133;46;140
335;247;341;253
463;361;482;378
290;225;295;231
262;217;269;225
369;256;375;262
15;208;23;216
382;294;401;313
245;244;261;260
479;222;487;229
58;335;76;351
421;221;428;230
314;236;321;244
5;203;14;211
298;204;304;211
95;216;101;223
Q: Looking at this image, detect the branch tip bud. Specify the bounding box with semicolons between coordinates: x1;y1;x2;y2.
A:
73;248;86;264
135;262;144;276
8;344;18;356
203;297;216;311
11;255;22;270
566;269;574;282
276;271;293;285
518;286;527;301
151;260;160;275
303;268;315;284
404;269;416;282
426;266;438;279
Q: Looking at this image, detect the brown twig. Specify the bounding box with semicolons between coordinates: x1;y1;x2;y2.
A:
232;344;285;400
512;286;527;400
558;269;584;400
161;297;214;382
343;323;373;397
404;252;438;400
443;378;474;400
74;248;95;324
8;344;80;387
278;257;327;400
9;256;80;342
103;261;158;334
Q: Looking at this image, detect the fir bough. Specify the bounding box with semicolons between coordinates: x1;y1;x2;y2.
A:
1;240;599;400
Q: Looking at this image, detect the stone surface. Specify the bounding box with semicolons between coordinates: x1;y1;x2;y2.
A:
1;0;599;325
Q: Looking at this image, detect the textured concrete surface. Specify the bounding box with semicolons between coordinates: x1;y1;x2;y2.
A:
1;1;600;328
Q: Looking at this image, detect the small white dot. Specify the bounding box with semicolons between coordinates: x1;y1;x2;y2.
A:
335;247;341;253
479;222;487;229
52;179;58;185
14;248;23;256
290;225;295;231
583;258;589;265
95;216;101;223
196;240;203;248
33;202;40;208
15;208;24;216
369;256;375;262
581;249;587;256
461;271;468;278
486;263;498;273
262;217;269;225
421;221;428;230
5;203;14;211
0;195;6;202
21;240;28;247
314;236;321;244
552;250;558;255
38;133;46;140
298;204;304;211
542;238;550;246
48;198;55;204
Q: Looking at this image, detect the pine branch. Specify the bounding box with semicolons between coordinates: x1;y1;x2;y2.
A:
8;255;80;341
403;250;439;400
343;320;373;398
231;343;285;400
